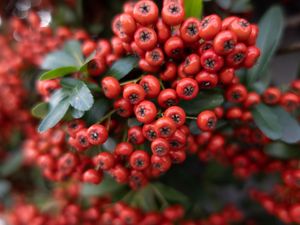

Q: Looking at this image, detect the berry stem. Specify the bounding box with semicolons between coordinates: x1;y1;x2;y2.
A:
120;76;143;86
186;116;197;120
98;109;116;124
159;79;165;90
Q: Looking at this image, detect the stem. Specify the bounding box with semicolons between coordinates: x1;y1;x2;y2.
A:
150;184;169;209
98;109;116;124
186;116;197;120
159;79;165;90
120;76;143;86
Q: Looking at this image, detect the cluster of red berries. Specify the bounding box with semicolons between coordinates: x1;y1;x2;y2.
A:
196;80;300;179
0;24;38;150
34;0;260;188
251;186;300;224
2;186;244;225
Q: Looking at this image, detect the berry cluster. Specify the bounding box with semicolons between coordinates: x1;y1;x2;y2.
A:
251;186;300;224
2;185;244;225
31;0;261;188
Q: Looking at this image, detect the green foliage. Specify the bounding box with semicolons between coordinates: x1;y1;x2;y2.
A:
179;90;224;115
106;56;138;80
273;106;300;144
252;103;282;140
252;104;300;143
184;0;203;18
0;153;23;177
31;102;49;119
40;40;89;80
247;5;284;88
264;142;300;159
38;78;94;132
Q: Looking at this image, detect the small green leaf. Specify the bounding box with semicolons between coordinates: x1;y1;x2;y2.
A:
85;98;110;124
63;40;84;66
103;138;117;151
72;108;85;119
179;90;224;115
81;176;125;197
153;183;190;208
80;51;96;72
273;107;300;144
49;89;69;109
184;0;203;18
42;51;78;70
252;103;282;140
31;102;49;119
247;5;284;85
264;142;300;159
230;0;252;13
68;81;94;111
40;66;78;80
0;153;23;176
106;56;138;80
38;98;70;132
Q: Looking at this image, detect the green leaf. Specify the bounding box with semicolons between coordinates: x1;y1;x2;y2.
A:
31;102;49;119
230;0;252;13
80;50;96;72
71;108;85;119
39;66;78;80
252;103;282;140
106;56;138;80
247;5;284;85
179;90;224;115
41;51;78;70
184;0;203;18
81;176;125;197
84;98;110;124
0;153;23;176
41;40;84;70
264;142;300;159
273;107;300;144
103;138;117;152
153;183;190;208
66;79;94;111
38;98;70;132
49;89;69;109
63;40;84;66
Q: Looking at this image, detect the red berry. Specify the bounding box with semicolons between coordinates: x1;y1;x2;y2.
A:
133;0;159;25
82;169;103;184
101;76;121;99
123;83;146;105
197;110;217;131
134;100;157;124
213;30;237;55
134;27;157;51
158;88;179;108
87;124;108;145
151;138;170;156
200;50;224;72
199;14;222;40
164;106;186;127
176;78;199;100
139;75;161;98
162;3;185;26
195;71;218;89
93;152;115;170
130;150;150;170
180;17;201;43
155;117;176;138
